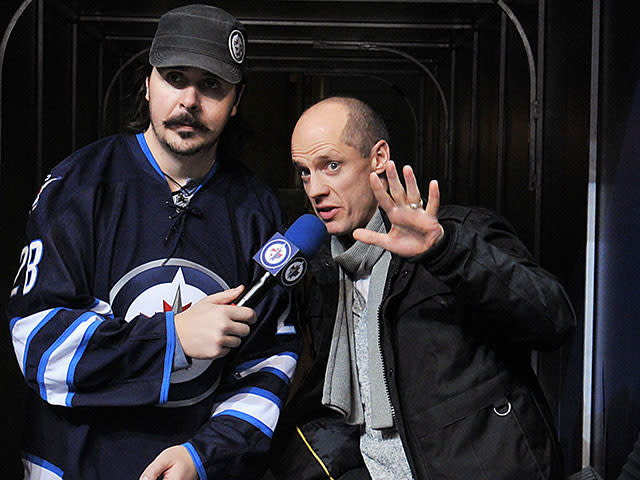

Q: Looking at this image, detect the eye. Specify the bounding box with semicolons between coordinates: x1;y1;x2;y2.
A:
327;161;340;172
164;70;186;87
293;164;310;181
201;77;221;91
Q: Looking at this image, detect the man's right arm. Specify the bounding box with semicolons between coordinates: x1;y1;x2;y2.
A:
7;172;178;408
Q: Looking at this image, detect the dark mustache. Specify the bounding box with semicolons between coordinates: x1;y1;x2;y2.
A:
163;114;208;131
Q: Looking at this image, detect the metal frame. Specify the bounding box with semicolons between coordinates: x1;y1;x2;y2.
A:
496;11;507;213
100;48;149;136
0;0;601;466
78;15;475;31
0;0;598;472
583;0;601;469
0;0;34;183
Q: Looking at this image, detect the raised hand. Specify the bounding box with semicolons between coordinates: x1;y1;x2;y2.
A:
353;161;444;258
174;286;257;360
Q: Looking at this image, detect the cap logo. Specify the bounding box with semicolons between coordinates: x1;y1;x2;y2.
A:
228;29;245;64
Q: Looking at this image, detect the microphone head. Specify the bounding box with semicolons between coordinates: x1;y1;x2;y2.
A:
284;214;328;258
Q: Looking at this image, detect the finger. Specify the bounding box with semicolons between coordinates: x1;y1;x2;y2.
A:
208;286;245;305
385;161;409;206
424;180;440;218
221;335;243;349
353;228;394;250
230;306;258;325
224;320;252;338
139;452;170;480
369;172;396;213
403;165;422;206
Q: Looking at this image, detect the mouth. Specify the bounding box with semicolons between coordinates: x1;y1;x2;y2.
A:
315;205;339;221
164;116;207;133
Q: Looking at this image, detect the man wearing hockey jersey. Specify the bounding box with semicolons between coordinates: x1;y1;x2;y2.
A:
7;4;299;480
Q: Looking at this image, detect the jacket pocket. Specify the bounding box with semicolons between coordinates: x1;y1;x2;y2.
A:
271;415;369;480
415;388;552;480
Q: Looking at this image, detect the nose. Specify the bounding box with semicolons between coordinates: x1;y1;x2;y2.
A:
305;174;330;201
179;85;200;110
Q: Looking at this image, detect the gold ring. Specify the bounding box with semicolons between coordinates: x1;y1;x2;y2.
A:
409;201;423;209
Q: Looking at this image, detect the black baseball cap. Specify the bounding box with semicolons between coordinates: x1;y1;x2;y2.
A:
149;4;247;84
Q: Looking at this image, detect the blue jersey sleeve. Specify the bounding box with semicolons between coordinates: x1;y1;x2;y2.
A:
7;167;175;408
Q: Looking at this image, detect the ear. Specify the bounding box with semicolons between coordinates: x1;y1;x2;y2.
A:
370;139;390;174
145;75;150;102
230;84;246;117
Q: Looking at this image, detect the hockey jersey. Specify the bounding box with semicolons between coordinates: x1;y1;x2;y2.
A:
7;133;300;479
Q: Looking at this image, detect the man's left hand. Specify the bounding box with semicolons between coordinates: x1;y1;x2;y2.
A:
353;161;444;258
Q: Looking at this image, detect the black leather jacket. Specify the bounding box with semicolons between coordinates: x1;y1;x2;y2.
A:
271;205;576;480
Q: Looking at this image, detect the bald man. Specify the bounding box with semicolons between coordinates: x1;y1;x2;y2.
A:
270;97;575;480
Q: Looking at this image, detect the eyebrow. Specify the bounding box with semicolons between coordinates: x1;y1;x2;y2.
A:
291;160;306;170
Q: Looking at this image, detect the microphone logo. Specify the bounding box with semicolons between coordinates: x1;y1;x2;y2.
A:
236;215;326;308
255;232;300;276
260;237;293;268
281;258;307;287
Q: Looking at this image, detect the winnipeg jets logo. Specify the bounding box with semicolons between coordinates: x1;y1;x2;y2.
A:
163;285;192;315
122;268;199;323
109;259;229;406
31;174;61;211
260;239;292;268
281;258;307;287
228;29;245;64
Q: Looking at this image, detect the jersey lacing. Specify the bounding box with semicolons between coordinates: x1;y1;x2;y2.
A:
163;196;203;261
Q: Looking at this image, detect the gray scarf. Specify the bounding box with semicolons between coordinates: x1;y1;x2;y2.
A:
322;209;395;429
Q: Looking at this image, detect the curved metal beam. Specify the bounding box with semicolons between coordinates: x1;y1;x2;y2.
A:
302;70;419;170
0;0;34;183
362;44;451;189
362;44;449;125
495;0;539;191
314;40;450;186
101;48;149;135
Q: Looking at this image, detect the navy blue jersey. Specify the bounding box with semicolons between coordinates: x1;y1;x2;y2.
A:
8;134;300;479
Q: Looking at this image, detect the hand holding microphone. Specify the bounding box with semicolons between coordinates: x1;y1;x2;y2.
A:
174;286;257;360
175;214;327;360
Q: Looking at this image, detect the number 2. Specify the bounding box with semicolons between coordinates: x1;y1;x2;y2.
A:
11;240;43;297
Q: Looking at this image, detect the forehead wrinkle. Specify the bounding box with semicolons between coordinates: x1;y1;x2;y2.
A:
291;137;344;160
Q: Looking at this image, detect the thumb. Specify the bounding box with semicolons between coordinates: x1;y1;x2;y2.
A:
207;285;245;305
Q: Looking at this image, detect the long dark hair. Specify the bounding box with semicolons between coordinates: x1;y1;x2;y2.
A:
123;63;152;134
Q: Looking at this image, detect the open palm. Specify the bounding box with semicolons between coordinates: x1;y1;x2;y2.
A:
353;161;444;258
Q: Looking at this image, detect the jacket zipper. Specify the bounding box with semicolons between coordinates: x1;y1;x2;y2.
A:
377;258;401;421
378;259;426;479
377;302;396;421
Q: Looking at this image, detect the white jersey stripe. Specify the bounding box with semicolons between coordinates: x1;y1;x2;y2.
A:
91;297;114;317
22;453;64;480
37;313;104;405
212;389;281;437
11;308;64;375
235;352;298;383
11;299;111;377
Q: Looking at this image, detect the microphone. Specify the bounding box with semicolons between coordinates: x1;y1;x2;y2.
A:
235;214;328;308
